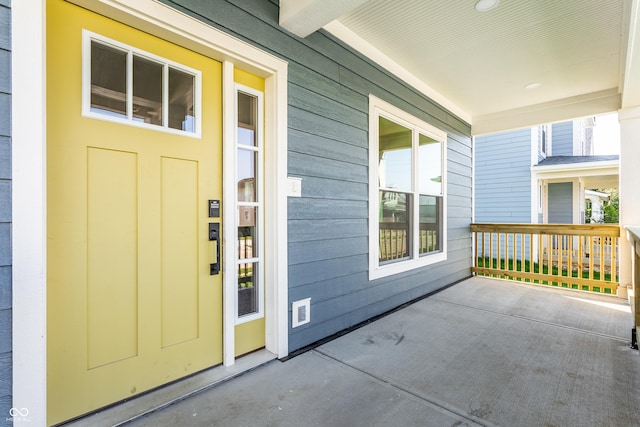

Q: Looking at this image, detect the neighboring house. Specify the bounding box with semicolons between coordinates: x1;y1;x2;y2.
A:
475;119;619;225
585;189;610;223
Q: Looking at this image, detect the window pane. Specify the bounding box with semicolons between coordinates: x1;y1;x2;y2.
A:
238;207;258;258
91;42;127;118
237;149;257;202
238;128;255;147
378;117;412;192
379;190;411;263
132;55;163;126
419;195;442;255
238;262;258;316
419;134;442;195
238;92;257;146
169;68;195;132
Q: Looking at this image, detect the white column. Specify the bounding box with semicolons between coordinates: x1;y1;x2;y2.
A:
619;107;640;305
12;0;47;424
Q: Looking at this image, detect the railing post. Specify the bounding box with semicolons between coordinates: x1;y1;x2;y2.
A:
625;227;640;348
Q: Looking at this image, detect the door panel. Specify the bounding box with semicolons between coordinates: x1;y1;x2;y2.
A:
161;156;200;347
87;148;139;368
46;1;222;424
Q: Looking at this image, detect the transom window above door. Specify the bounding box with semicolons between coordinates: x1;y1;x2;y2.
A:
82;30;202;136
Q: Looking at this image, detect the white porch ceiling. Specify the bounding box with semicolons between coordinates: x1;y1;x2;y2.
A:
280;0;640;135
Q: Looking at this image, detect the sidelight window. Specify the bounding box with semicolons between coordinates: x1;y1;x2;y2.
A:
236;87;264;322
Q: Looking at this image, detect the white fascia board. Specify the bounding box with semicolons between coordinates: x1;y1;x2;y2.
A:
323;21;472;125
532;164;619;184
585;189;611;198
473;89;621;136
532;160;619;175
279;0;369;38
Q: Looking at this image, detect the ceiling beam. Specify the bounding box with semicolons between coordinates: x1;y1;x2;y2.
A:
472;89;621;136
279;0;370;38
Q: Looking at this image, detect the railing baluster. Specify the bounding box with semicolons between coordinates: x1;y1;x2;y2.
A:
600;235;605;291
588;235;594;291
505;232;509;273
474;231;478;269
567;233;573;288
547;234;553;283
528;233;533;281
498;232;503;277
578;235;584;287
520;232;525;275
489;232;499;276
513;233;517;274
481;231;486;269
612;236;618;290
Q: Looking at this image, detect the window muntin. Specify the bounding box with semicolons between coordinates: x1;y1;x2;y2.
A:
83;31;201;136
370;96;447;279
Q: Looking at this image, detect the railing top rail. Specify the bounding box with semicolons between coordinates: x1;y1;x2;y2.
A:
471;223;620;237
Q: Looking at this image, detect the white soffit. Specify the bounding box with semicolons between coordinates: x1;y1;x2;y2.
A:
330;0;628;132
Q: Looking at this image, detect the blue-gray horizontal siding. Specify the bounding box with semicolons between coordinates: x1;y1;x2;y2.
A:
475;128;532;223
0;1;10;424
165;0;473;352
551;121;573;156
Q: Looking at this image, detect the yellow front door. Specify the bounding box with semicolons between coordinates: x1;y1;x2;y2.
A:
46;1;222;424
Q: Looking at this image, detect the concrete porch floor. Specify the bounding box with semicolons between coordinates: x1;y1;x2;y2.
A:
123;277;639;427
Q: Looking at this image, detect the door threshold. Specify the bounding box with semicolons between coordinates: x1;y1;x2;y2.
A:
63;350;277;426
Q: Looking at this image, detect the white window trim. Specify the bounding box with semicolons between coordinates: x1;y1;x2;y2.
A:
82;30;203;138
13;1;289;422
233;84;265;325
368;95;447;280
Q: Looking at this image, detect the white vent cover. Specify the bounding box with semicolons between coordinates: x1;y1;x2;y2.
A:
292;298;311;328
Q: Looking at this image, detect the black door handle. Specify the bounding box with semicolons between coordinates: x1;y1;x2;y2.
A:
209;223;220;275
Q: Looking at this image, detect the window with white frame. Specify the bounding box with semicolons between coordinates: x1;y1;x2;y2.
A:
235;85;264;323
539;124;551;157
82;30;201;136
369;96;447;279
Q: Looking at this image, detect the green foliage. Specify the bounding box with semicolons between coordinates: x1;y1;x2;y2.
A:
602;189;619;224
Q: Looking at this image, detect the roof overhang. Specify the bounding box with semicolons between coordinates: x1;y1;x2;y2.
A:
532;160;620;188
280;0;640;134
